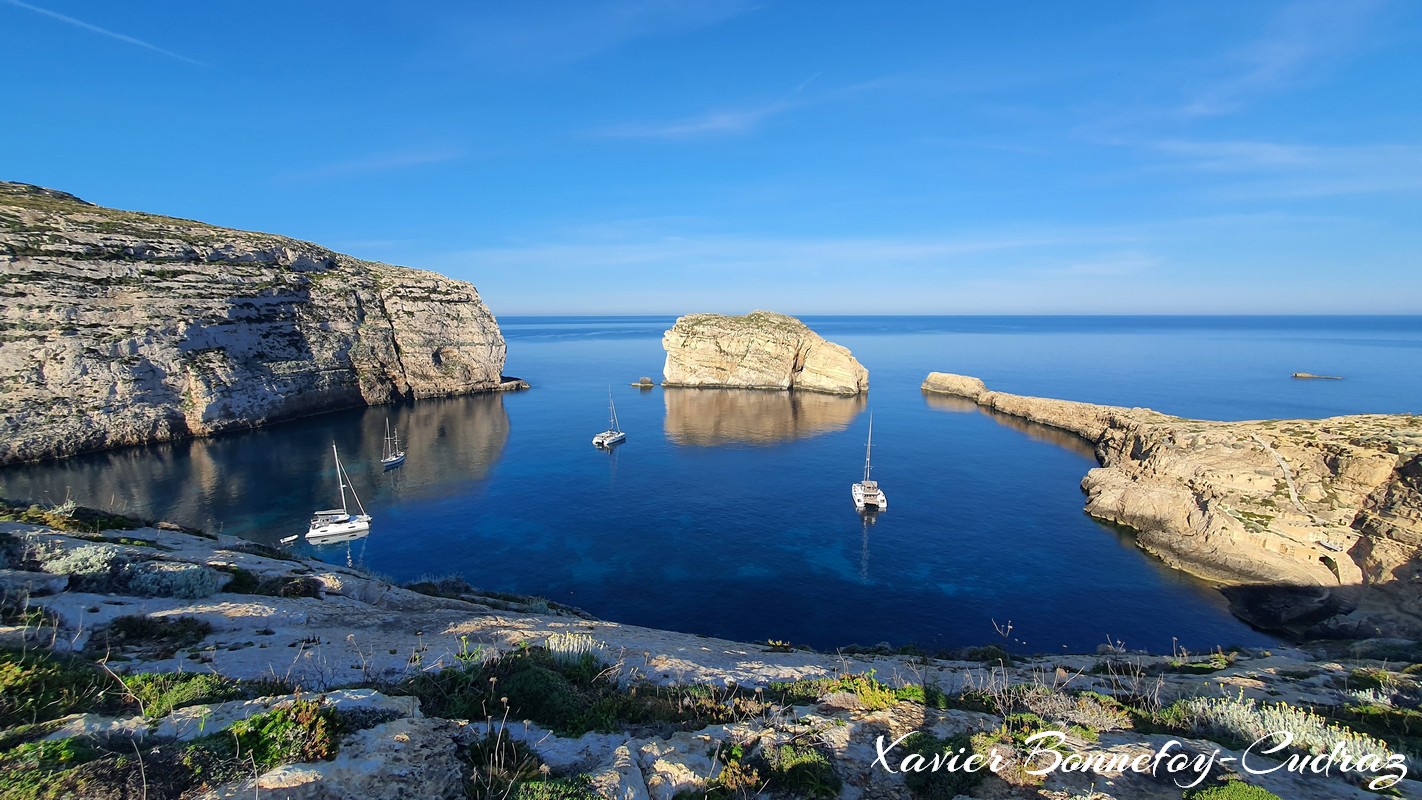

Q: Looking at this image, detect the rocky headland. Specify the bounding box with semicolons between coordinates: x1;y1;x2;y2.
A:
921;372;1422;639
2;507;1419;800
661;311;868;395
0;182;521;466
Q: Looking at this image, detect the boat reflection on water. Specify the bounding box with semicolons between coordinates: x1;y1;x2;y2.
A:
663;388;866;446
0;393;512;545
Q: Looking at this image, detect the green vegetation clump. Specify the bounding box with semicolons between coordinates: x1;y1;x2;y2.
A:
1182;778;1284;800
404;645;763;737
758;743;841;799
0;738;103;800
0;648;113;727
0;499;142;534
766;669;897;710
203;698;341;770
119;671;242;719
896;732;983;799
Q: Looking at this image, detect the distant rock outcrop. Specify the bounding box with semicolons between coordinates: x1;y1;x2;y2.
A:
922;371;1422;638
0;182;520;465
661;311;868;395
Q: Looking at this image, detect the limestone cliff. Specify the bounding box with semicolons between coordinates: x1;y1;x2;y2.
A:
0;182;515;465
922;371;1422;637
661;311;868;395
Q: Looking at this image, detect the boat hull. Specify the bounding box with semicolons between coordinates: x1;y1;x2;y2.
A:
593;431;627;448
307;514;372;541
851;482;887;511
381;453;406;469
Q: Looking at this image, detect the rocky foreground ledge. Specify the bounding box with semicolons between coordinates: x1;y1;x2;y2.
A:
2;510;1420;799
922;372;1422;640
662;311;869;395
0;182;518;466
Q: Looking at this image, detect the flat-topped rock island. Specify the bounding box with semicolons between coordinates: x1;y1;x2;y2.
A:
661;311;868;395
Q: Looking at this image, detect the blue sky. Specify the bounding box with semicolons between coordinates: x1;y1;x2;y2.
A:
4;1;1420;314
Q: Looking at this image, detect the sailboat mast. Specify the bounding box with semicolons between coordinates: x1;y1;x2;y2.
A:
333;442;349;512
863;416;873;482
609;389;619;432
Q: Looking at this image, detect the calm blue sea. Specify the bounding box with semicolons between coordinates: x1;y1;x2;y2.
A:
5;316;1420;654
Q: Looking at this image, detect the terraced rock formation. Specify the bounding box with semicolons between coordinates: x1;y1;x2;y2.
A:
0;182;518;465
661;311;868;395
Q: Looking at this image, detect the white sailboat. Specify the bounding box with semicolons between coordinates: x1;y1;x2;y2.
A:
380;418;405;469
851;415;887;511
592;390;627;448
308;443;372;541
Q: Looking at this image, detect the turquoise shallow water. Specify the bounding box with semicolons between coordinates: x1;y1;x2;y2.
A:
4;316;1420;653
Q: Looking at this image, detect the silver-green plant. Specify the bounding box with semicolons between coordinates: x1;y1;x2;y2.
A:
1182;694;1404;767
545;631;607;667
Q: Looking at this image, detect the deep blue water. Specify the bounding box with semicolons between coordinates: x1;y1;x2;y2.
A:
5;316;1421;654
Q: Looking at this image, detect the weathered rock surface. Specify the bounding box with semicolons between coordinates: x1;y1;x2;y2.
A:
922;371;1422;637
0;182;518;465
661;311;868;395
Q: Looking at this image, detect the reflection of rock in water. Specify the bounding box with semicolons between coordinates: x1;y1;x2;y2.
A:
923;390;1097;461
0;394;511;537
664;388;866;446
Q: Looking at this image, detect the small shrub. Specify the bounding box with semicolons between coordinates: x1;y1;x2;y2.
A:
1182;778;1283;800
510;775;602;800
1349;667;1396;692
962;645;1011;666
41;544;127;591
759;743;841;799
0;738;103;798
120;671;242;718
203;698;342;770
125;562;220;599
897;732;983;799
0;648;115;727
102;615;212;651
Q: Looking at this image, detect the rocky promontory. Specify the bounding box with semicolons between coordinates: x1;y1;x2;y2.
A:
0;182;519;465
661;311;868;395
922;372;1422;638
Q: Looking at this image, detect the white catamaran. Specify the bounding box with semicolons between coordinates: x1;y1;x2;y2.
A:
380;418;405;469
851;415;887;511
308;443;372;541
592;390;627;448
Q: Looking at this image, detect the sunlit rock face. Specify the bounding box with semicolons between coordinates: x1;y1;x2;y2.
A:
661;311;868;396
923;370;1422;638
0;182;510;465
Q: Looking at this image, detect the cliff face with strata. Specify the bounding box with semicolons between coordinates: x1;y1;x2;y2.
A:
661;311;868;395
0;182;512;465
922;372;1422;637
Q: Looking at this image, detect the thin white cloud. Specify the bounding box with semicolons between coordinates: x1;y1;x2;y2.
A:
1182;0;1389;116
277;148;464;183
1147;139;1422;198
598;102;792;140
3;0;204;66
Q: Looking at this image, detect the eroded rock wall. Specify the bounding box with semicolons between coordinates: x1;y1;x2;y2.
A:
661;311;868;395
0;182;509;464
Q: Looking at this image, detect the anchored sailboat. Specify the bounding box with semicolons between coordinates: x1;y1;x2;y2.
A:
380;418;405;469
851;415;887;511
307;443;372;541
592;390;627;448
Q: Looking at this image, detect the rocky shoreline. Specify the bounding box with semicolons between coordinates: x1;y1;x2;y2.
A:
921;372;1422;640
0;182;516;466
2;510;1420;799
